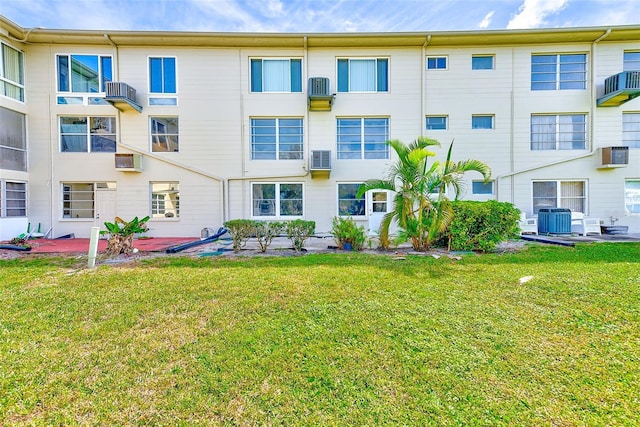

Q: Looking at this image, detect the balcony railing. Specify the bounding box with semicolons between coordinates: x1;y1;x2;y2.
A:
597;71;640;107
105;82;143;112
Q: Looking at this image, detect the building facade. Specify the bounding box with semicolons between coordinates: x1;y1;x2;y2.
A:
1;16;639;239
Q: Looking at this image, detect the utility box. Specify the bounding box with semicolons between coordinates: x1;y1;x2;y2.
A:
537;208;571;234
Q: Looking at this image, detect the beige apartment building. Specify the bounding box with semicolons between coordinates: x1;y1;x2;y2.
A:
1;15;639;239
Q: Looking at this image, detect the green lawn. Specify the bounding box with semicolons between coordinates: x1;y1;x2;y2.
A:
1;243;639;425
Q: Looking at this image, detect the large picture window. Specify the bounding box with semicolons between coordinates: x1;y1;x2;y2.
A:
252;183;303;217
337;58;388;92
62;183;95;219
150;117;179;152
531;54;586;90
251;118;303;160
338;183;365;216
532;180;585;214
531;114;586;150
57;54;112;93
337;117;389;160
1;42;24;101
1;181;26;217
151;182;180;218
0;107;27;171
250;58;302;93
623;113;640;148
60;116;116;152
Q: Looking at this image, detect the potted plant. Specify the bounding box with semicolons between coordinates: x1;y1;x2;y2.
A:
101;216;150;256
331;216;366;251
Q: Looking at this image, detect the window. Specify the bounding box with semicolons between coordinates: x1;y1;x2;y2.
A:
57;54;112;93
531;114;586;150
472;181;493;195
426;116;447;130
427;56;447;70
62;183;94;218
0;107;26;171
250;58;302;93
532;180;585;214
251;118;303;160
623;113;640;148
472;115;494;129
624;51;640;71
337;58;388;92
252;183;303;217
625;180;640;214
531;54;586;90
1;42;24;102
472;55;494;70
338;183;365;216
1;181;26;217
337;117;389;160
60;116;116;152
150;117;179;152
149;57;177;105
151;182;180;218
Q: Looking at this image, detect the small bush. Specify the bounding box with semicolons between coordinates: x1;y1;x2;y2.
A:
223;219;255;252
285;220;315;253
331;216;366;250
254;221;284;253
440;201;520;252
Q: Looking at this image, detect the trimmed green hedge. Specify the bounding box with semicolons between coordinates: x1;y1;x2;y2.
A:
440;200;520;252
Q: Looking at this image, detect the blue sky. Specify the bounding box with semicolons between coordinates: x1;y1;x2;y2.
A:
1;0;639;32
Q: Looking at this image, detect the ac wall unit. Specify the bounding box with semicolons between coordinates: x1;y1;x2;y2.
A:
597;146;629;168
115;153;143;172
308;77;335;111
310;150;331;178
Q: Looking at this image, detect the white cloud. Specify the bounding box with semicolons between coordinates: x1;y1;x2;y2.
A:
479;11;495;29
507;0;569;29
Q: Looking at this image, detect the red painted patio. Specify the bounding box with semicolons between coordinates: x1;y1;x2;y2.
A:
5;237;198;254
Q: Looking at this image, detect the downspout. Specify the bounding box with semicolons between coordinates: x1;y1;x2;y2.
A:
421;35;431;137
508;47;516;204
590;29;611;152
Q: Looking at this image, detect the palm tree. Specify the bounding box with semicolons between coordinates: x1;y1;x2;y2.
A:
358;137;491;251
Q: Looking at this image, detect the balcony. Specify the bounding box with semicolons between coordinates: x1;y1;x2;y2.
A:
105;82;143;112
597;71;640;107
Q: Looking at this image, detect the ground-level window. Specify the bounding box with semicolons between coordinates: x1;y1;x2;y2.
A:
532;180;585;214
0;107;27;171
252;183;303;217
472;180;493;195
151;182;180;218
60;116;116;152
1;181;26;217
625;180;640;214
531;114;587;150
251;118;303;160
337;117;389;160
338;183;365;216
150;117;179;152
623;113;640;148
62;183;94;218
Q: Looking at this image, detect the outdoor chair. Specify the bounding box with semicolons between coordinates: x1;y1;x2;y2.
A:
518;212;538;235
571;212;602;236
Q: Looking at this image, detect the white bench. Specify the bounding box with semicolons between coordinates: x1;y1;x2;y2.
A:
571;212;601;236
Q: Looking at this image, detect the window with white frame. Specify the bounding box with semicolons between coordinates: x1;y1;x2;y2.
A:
531;114;586;150
337;117;389;160
623;51;640;71
472;115;494;129
252;183;303;217
60;116;116;152
338;183;365;216
250;58;302;93
472;181;493;195
0;107;27;171
150;117;179;152
56;54;112;105
1;181;27;217
531;54;586;90
62;183;95;218
472;55;494;70
337;58;388;92
149;57;177;105
426;56;447;70
532;180;585;214
151;182;180;218
426;115;447;130
251;118;303;160
623;113;640;148
1;42;24;102
625;180;640;214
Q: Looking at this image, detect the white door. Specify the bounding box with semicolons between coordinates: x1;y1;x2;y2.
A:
368;191;390;236
95;188;117;228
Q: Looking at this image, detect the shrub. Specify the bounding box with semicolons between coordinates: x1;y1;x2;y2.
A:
101;216;150;256
440;201;520;252
285;220;315;253
331;216;366;251
253;221;284;253
223;219;255;252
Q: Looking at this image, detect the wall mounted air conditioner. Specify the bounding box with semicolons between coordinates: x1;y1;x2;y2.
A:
596;146;629;168
310;150;331;178
308;78;335;111
115;153;143;172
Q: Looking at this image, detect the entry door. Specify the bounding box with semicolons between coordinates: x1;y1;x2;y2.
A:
368;191;390;236
95;188;117;228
